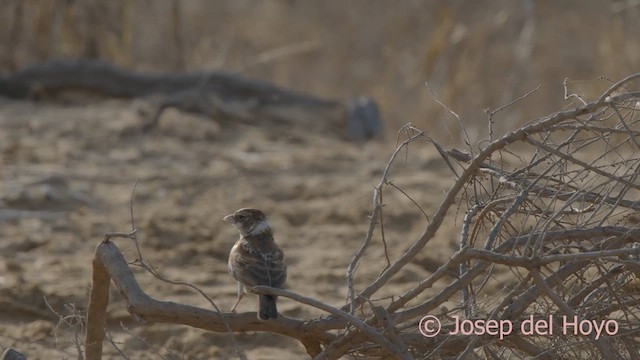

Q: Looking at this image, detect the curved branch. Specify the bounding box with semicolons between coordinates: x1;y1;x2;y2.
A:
86;240;342;359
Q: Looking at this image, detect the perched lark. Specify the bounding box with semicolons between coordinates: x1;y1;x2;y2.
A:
224;208;287;320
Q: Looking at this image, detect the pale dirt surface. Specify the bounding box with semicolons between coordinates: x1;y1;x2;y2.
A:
2;1;638;358
0;98;459;359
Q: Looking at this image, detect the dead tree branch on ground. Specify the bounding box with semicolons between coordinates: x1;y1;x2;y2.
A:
0;60;382;141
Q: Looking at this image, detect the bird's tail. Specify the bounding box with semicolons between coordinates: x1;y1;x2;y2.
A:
258;295;278;320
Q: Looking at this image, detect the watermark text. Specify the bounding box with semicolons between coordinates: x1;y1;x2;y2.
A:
418;315;619;339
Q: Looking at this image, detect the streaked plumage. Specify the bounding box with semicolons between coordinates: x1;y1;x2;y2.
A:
224;208;287;320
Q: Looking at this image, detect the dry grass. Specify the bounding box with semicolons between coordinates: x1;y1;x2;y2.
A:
2;0;640;136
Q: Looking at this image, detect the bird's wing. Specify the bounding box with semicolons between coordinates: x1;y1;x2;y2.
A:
231;244;287;289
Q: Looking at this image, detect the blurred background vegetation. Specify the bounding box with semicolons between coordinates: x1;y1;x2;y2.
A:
0;0;638;142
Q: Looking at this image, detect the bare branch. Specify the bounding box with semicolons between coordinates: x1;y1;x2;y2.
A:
345;126;425;315
86;241;341;358
319;78;640;358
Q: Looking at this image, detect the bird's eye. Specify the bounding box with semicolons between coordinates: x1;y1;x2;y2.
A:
236;214;246;220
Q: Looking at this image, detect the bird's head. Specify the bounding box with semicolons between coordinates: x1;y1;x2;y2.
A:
223;208;272;237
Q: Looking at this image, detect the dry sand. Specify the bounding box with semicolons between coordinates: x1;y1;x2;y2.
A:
0;98;458;359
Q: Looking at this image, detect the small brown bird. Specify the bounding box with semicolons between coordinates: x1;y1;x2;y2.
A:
224;208;287;320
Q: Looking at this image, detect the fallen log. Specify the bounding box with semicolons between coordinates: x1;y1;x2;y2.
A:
2;349;26;360
0;60;382;140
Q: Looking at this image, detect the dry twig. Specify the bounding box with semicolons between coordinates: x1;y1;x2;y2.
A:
316;73;640;359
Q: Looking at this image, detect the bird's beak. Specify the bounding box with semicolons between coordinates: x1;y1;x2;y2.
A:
223;214;235;224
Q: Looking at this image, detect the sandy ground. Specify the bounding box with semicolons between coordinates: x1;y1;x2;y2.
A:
0;97;459;359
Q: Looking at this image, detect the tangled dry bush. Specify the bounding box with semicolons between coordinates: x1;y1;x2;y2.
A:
84;74;640;360
353;74;640;359
431;74;640;359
